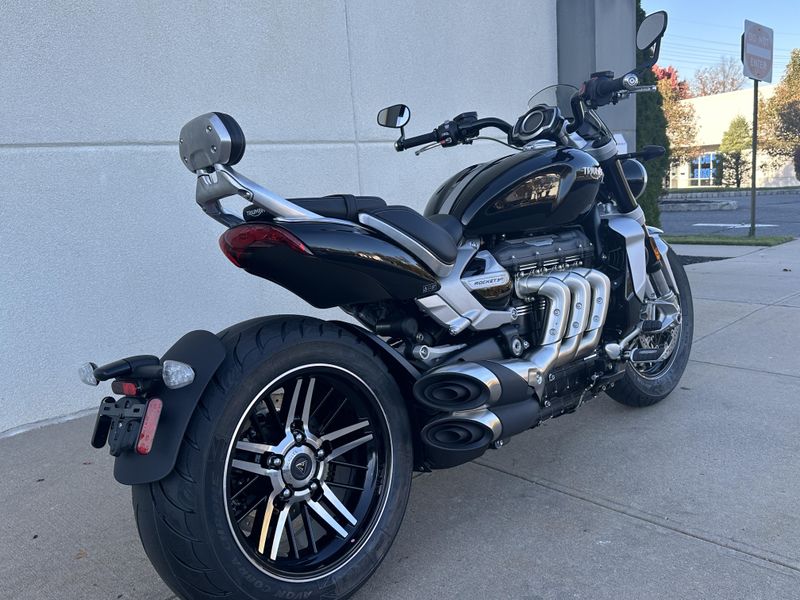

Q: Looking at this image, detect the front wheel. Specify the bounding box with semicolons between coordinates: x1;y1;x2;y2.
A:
608;248;694;407
133;318;413;600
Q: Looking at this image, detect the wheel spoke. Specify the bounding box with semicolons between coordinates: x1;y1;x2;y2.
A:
232;459;269;476
236;495;266;524
257;491;279;554
301;503;318;554
328;460;368;471
327;434;374;461
321;482;357;526
306;499;348;538
320;420;368;443
236;440;274;455
319;398;346;434
285;510;300;560
326;480;365;492
269;506;290;560
285;377;315;432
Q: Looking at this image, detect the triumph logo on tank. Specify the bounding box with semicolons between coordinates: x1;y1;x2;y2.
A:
577;166;604;181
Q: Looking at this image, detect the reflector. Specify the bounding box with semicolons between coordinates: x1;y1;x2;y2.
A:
136;398;163;455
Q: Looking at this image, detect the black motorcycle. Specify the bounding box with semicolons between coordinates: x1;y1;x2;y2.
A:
81;11;690;600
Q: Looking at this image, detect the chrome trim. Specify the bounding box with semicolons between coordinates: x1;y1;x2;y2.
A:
411;343;467;366
196;164;322;227
448;408;503;442
426;363;503;405
460;250;511;293
438;164;490;215
416;241;516;334
358;213;454;277
575;269;611;357
582;138;618;162
552;272;591;366
647;227;677;292
514;275;571;344
602;214;647;301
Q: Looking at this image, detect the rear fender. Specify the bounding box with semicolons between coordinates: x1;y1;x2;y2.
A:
113;330;225;485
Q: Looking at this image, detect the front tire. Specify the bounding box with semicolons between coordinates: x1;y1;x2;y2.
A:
608;248;694;407
133;317;412;600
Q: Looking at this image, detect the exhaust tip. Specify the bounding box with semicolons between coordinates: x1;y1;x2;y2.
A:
421;415;495;469
414;376;486;412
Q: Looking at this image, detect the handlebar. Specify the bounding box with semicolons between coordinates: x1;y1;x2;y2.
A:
395;114;512;152
395;130;438;152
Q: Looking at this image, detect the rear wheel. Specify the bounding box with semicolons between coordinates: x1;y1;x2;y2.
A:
609;248;694;407
133;318;412;600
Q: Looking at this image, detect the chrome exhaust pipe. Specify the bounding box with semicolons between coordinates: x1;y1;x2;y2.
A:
551;272;591;366
421;408;502;468
575;269;611;358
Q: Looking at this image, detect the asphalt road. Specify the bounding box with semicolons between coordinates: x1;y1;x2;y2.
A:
661;192;800;237
1;240;799;600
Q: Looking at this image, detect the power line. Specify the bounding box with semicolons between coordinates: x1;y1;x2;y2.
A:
670;17;800;37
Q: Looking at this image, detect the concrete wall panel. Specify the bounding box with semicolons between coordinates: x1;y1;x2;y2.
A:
0;0;623;432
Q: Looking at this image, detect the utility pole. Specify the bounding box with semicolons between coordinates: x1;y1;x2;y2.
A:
741;20;773;238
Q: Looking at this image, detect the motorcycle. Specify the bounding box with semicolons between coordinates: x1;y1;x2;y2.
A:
81;11;690;600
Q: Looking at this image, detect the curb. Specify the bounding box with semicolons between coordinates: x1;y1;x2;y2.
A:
664;188;798;200
659;199;738;212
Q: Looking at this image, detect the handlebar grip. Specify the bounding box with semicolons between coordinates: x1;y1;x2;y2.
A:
396;130;438;152
594;76;626;98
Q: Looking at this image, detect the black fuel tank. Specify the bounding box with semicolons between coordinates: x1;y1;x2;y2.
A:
424;147;602;237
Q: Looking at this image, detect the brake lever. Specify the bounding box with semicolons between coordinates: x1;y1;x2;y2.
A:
414;142;442;156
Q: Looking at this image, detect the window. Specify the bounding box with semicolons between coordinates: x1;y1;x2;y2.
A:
689;152;719;186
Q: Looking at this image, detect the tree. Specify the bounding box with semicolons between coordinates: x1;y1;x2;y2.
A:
691;56;746;96
718;116;751;187
762;50;800;179
635;2;670;226
654;65;697;167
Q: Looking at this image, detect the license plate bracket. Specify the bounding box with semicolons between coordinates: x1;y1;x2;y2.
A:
91;396;147;456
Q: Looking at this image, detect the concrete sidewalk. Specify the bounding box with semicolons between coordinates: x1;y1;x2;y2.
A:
2;241;799;600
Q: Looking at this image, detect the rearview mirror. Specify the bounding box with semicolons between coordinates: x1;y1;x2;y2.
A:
377;104;411;129
636;11;667;68
637;11;667;51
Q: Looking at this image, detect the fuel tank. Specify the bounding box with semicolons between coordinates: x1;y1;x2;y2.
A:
424;147;602;237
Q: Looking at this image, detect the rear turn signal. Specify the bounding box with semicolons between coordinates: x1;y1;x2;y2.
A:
136;398;163;455
219;223;311;267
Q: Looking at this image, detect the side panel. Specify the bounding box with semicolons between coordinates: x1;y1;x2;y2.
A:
237;221;440;308
604;215;647;301
113;330;226;485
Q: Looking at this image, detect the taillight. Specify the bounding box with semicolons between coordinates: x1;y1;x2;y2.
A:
219;224;311;267
136;398;163;455
111;380;139;396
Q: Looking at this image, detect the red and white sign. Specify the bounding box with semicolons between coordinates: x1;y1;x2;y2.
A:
742;20;774;82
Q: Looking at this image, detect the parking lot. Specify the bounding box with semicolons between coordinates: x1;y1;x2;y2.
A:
662;192;800;238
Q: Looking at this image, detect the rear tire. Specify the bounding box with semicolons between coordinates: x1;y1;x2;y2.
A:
608;249;694;407
132;317;412;600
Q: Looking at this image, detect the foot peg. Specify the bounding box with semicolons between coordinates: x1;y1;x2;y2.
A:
641;319;662;333
629;347;665;363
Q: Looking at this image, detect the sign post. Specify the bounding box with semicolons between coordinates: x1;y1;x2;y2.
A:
741;20;773;237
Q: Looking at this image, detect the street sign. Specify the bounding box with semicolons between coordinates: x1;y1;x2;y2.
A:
742;20;773;83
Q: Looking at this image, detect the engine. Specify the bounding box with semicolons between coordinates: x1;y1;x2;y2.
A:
460;228;609;367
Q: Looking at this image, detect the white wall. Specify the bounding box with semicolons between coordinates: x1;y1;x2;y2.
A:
0;0;558;432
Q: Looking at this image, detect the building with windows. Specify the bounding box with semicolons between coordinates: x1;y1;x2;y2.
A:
669;86;799;188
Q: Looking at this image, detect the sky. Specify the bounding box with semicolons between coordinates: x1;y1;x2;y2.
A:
642;0;799;88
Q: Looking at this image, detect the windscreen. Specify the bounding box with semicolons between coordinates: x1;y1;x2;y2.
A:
527;84;612;141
